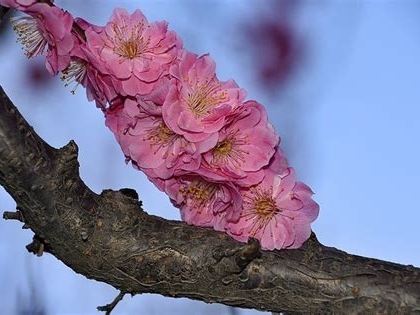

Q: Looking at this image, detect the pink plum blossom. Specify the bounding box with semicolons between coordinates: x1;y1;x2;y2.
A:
60;18;125;108
104;100;136;157
10;3;74;74
162;51;246;142
227;168;319;250
105;98;217;180
0;0;37;10
62;44;121;108
267;147;289;174
7;2;320;251
198;100;279;186
165;175;242;231
85;7;182;98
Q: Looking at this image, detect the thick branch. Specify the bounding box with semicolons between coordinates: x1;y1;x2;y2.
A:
0;86;419;314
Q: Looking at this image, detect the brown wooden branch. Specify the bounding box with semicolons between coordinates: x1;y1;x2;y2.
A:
0;85;419;314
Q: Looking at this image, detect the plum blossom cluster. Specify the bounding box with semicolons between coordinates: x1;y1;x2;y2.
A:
2;0;319;250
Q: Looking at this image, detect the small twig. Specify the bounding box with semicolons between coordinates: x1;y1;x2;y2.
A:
26;235;45;257
211;238;262;282
3;210;23;222
97;291;126;315
234;238;261;270
119;188;139;200
119;188;143;208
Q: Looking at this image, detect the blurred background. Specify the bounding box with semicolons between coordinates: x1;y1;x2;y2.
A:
0;0;419;314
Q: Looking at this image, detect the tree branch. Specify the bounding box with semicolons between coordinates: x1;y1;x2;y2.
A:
0;85;419;314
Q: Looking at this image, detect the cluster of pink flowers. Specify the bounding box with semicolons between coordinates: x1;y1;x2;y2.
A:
2;0;319;250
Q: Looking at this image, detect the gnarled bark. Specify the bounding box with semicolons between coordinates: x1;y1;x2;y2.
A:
1;3;419;313
1;85;420;314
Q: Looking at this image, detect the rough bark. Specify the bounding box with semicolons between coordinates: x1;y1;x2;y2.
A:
1;3;419;313
1;85;420;314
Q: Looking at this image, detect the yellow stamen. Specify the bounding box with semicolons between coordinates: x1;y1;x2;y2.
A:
11;16;47;58
211;129;249;168
60;58;87;94
186;79;227;118
110;19;150;59
180;180;217;214
242;187;280;236
143;121;179;154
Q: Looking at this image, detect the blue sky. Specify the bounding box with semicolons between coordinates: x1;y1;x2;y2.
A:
0;1;419;314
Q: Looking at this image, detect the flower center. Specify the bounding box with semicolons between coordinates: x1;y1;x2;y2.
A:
111;21;148;59
116;39;145;59
143;121;179;154
254;196;278;216
210;130;249;168
240;187;281;236
187;79;227;118
11;16;47;58
214;139;233;156
180;180;217;213
154;122;175;142
61;58;87;94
